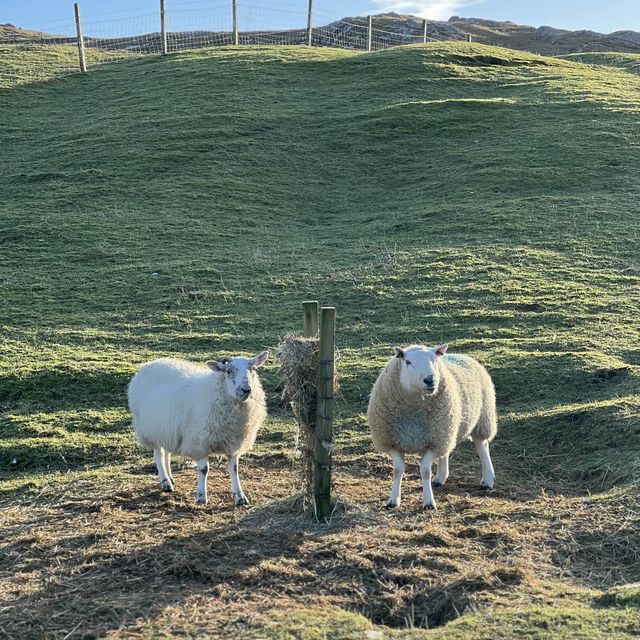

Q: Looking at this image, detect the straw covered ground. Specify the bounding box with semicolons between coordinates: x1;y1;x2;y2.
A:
1;43;640;638
3;457;640;638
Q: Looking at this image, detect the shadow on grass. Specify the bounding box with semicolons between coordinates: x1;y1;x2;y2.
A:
0;439;135;475
0;367;129;412
497;396;640;493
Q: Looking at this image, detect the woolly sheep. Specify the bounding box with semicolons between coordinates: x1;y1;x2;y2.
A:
367;344;497;510
128;351;269;505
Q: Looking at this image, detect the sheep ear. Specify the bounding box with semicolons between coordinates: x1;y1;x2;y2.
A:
207;360;228;372
435;344;448;357
250;350;269;369
394;347;405;359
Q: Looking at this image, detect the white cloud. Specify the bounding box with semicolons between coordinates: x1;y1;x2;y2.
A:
370;0;486;21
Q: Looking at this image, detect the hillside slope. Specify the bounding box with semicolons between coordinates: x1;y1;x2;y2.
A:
0;44;639;638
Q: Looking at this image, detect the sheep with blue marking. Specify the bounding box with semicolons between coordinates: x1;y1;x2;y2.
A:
128;351;268;505
367;344;497;510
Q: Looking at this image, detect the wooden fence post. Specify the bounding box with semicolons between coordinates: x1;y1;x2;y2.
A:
73;3;86;73
367;15;372;51
160;0;168;54
467;34;472;42
303;301;319;337
423;19;428;44
233;0;239;45
314;306;335;521
306;0;314;46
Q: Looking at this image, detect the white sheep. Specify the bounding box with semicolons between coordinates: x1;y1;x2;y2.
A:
128;351;268;505
367;344;497;510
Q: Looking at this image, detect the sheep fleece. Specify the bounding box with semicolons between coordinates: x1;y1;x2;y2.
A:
129;358;267;459
367;354;497;456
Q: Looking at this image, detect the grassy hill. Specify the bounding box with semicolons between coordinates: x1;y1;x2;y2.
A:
1;43;639;638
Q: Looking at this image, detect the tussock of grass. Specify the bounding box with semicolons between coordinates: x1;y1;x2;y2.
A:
0;43;639;637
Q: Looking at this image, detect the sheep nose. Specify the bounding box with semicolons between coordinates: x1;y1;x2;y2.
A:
423;376;434;386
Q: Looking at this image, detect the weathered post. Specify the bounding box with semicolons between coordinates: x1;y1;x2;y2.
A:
160;0;168;54
367;15;372;51
423;19;428;44
314;306;335;521
73;3;86;73
467;33;473;42
303;300;319;337
233;0;239;45
306;0;314;46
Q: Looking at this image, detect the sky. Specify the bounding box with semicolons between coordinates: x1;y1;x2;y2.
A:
2;0;639;35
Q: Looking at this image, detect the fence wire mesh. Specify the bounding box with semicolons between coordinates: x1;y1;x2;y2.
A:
0;0;462;87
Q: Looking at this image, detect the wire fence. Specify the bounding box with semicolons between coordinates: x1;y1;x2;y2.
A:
0;0;469;87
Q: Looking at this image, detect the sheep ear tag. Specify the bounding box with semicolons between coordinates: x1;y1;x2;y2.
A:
435;344;449;357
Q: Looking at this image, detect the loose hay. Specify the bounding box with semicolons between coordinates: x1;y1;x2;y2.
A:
276;334;339;511
2;465;639;638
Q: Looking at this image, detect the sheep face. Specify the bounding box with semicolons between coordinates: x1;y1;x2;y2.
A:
207;351;268;402
394;344;448;397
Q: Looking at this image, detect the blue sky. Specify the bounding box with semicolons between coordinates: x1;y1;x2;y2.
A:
3;0;639;35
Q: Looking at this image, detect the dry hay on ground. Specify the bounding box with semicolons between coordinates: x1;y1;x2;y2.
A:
1;456;639;638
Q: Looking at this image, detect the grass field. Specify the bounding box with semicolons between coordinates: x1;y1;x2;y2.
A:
1;43;639;638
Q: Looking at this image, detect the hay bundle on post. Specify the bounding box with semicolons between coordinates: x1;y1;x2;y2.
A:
277;334;320;506
277;302;337;518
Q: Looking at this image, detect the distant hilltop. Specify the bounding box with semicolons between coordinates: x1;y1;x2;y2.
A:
333;13;640;55
2;13;640;55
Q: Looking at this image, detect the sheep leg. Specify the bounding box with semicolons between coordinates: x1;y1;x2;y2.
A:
164;451;175;484
228;454;249;506
154;448;174;492
475;439;495;489
433;455;449;487
420;451;437;510
386;450;405;509
195;458;209;504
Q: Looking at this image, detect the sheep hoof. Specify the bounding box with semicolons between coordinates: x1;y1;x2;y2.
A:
423;502;437;511
234;494;250;507
480;480;495;490
432;480;444;488
195;493;207;504
385;499;399;509
160;480;174;492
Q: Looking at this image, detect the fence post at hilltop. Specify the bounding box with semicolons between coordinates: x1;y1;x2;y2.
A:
367;15;372;51
314;306;335;521
303;301;319;337
467;34;472;42
423;19;428;44
306;0;314;47
73;3;86;73
160;0;168;54
233;0;239;45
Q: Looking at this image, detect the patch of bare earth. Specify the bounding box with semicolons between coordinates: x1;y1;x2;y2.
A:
1;457;639;638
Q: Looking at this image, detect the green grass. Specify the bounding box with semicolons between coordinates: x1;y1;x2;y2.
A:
561;52;640;75
0;43;139;88
1;43;639;638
